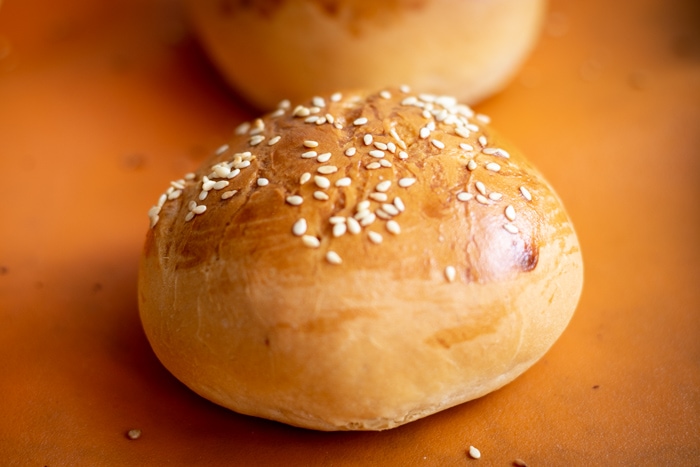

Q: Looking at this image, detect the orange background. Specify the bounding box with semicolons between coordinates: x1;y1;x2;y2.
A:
1;0;698;465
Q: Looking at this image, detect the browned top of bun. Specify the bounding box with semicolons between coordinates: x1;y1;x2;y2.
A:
140;87;582;430
147;88;557;283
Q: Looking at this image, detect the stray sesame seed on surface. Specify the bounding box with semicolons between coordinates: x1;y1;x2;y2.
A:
457;192;473;202
431;139;445;149
486;162;501;172
468;446;481;459
353;117;368;126
503;223;519;234
257;178;269;187
386;220;401;235
344;147;357;157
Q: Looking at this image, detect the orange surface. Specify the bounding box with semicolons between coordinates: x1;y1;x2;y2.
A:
1;0;699;465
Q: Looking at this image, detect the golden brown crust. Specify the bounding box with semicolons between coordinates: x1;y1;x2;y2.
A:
185;0;546;109
139;88;583;430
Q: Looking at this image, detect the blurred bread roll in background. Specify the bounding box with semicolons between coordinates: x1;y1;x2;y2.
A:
185;0;546;109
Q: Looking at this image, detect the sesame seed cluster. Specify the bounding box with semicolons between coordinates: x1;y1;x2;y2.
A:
147;86;535;282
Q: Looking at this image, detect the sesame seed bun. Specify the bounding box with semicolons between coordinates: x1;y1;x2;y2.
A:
138;88;583;431
184;0;546;109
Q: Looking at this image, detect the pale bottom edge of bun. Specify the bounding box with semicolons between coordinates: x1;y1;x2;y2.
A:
189;358;537;432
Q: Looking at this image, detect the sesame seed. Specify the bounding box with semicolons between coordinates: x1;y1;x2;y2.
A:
475;181;487;195
302;235;320;248
326;251;342;264
332;223;347;237
401;96;418;106
185;211;195;222
431;139;445;149
520;186;533;201
387;142;397;153
468;446;481;459
366;162;381;170
227;168;241;179
369;192;388;202
386;220;401;235
394;196;405;212
213;180;229;190
234;160;251;169
375;209;392;220
400;84;411;93
317;165;338;174
481;147;499;155
278;99;291;110
445;266;456;282
292;218;307;236
467;160;477;171
188;200;197;211
213;165;231;178
329;216;346;224
488;192;503;201
325;113;334;124
476;194;489;204
313;191;329;200
198;191;208;201
357;200;371;211
305;116;319;123
157;194;167;206
455;127;470;139
308;106;321;114
373;142;388;151
168;190;182;200
314;176;331;189
316;152;332;163
419;127;431;139
286;195;304;206
235;122;250;135
359;213;377;226
504;223;519;234
375;180;392;192
459;142;474;151
398;177;416;188
476;113;491;124
399;151;408;159
330;92;342;102
301;151;318;159
249;135;265;146
256;178;269;187
380;90;391;99
381;203;400;216
505;205;517;221
347;217;361;234
467;123;480;132
312;96;325;108
149;214;159;228
368;231;383;244
457;192;473;202
127;429;142;440
494;148;510;158
192;204;207;215
335;177;352;187
304;140;319;148
379;159;393;168
300;172;311;184
369;150;385;158
184;172;196;180
363;134;373;145
478;135;488;147
269;109;285;118
221;190;237;199
486;162;501;172
353;117;368;126
344;147;357;157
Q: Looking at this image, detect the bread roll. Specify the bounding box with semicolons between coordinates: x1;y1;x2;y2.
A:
139;87;583;431
184;0;546;109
